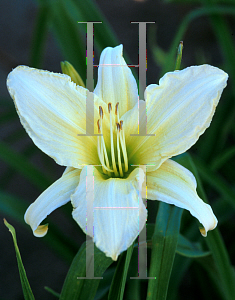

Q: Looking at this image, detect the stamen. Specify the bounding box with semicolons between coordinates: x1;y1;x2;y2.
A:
119;120;128;172
96;103;128;177
116;123;123;177
97;119;101;134
97;120;106;174
97;120;113;174
108;102;118;176
108;103;112;113
115;102;120;123
99;106;103;119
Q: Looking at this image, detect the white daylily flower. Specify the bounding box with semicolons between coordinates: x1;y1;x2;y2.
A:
7;44;228;260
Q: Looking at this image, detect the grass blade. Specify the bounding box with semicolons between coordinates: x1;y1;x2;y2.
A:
175;153;235;300
108;242;135;300
4;219;35;300
49;0;86;81
146;202;182;300
60;241;113;300
0;140;52;190
30;0;50;68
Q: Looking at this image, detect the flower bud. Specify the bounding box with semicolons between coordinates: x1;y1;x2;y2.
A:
60;61;85;87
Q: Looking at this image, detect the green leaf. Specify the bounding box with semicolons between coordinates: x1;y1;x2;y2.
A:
146;224;210;258
161;6;235;75
30;0;50;68
175;153;235;300
61;61;85;87
0;191;77;262
174;41;183;70
211;146;235;171
60;0;119;51
46;0;119;83
193;155;235;210
146;202;183;300
49;0;86;81
167;255;191;300
108;242;135;300
94;268;115;300
0;140;52;190
60;241;113;300
4;219;35;300
201;2;235;96
44;286;60;298
0;191;28;224
176;234;210;258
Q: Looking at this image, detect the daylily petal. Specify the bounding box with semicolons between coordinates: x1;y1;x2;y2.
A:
124;65;228;170
7;66;106;168
146;159;217;236
94;44;138;117
71;166;147;260
25;168;81;237
121;99;150;166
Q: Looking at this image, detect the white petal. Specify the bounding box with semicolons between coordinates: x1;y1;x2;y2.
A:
146;159;217;236
25;168;81;237
124;65;228;170
94;44;138;117
71;167;147;260
7;66;105;168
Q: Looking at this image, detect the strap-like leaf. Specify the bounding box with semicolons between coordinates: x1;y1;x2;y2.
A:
60;241;113;300
4;219;35;300
146;203;182;300
108;242;135;300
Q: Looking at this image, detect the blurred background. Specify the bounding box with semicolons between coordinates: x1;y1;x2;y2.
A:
0;0;235;299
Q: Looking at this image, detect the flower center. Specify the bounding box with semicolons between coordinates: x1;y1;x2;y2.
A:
97;102;128;178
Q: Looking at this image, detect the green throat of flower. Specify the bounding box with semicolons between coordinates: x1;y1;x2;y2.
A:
97;102;128;178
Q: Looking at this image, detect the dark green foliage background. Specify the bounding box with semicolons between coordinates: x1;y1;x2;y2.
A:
0;0;235;299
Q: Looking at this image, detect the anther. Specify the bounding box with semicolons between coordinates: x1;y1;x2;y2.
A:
108;103;112;113
99;106;103;119
116;122;120;132
120;120;123;130
116;123;123;177
115;102;119;115
97;119;101;133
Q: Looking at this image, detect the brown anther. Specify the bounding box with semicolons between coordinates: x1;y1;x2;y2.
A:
115;102;119;115
120;120;123;130
108;102;112;113
97;119;101;133
116;122;120;132
99;106;103;119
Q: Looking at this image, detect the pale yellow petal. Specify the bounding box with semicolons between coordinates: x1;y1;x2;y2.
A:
146;159;217;236
25;168;81;237
71;167;147;260
123;65;228;171
7;66;106;167
94;45;138;117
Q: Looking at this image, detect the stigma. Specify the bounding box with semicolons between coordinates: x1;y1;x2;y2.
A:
97;102;128;177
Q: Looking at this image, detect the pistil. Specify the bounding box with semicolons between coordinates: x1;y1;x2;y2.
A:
97;102;129;178
116;122;123;177
108;103;118;176
98;108;113;176
119;120;128;172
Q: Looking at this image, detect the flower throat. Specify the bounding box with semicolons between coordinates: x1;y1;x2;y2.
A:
97;102;128;178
